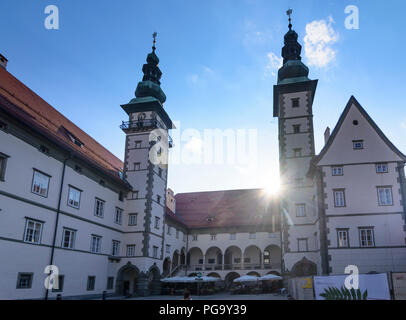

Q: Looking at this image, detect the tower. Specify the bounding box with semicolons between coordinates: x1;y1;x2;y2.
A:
119;34;174;295
273;11;322;276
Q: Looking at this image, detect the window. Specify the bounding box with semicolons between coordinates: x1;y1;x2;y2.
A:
296;204;306;217
114;208;123;225
90;235;102;253
52;275;64;292
230;233;236;240
118;191;124;202
0;152;9;181
337;229;349;248
127;245;136;257
167;226;172;235
62;228;76;249
210;233;217;240
129;191;139;200
249;232;256;239
376;163;388;173
263;250;271;264
377;187;393;206
31;170;50;197
67;186;81;209
244;258;250;263
176;229;179;239
298;238;308;252
234;258;241;264
157;195;161;204
333;189;346;207
154;217;160;229
166;244;170;254
135;141;142;149
128;213;137;226
74;165;82;173
198;259;204;264
24;219;43;244
359;228;375;247
111;240;120;256
208;258;215;264
293;124;301;134
134;162;141;171
292;98;300;108
332;166;343;176
153;246;158;258
192;234;198;241
293;148;302;157
107;277;114;290
94;198;105;218
39;145;50;154
99;179;105;187
353;140;364;150
17;273;33;289
87;276;95;291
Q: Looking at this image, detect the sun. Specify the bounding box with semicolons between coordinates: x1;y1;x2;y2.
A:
263;179;281;197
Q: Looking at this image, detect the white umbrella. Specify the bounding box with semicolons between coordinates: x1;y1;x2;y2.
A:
259;274;282;281
233;275;259;283
161;276;220;283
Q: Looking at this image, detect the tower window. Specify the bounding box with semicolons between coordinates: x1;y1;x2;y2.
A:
296;204;306;217
376;163;388;173
135;141;142;149
332;166;343;176
291;98;300;108
134;162;141;171
293;124;301;133
333;189;346;207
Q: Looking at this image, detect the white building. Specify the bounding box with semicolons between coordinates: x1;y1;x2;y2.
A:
0;18;405;300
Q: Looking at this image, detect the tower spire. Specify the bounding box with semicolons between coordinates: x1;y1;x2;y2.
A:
287;8;293;30
152;32;157;52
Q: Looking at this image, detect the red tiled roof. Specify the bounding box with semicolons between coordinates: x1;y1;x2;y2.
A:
174;189;278;229
0;67;127;186
165;206;188;228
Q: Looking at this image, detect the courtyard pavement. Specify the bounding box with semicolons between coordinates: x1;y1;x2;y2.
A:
128;292;289;300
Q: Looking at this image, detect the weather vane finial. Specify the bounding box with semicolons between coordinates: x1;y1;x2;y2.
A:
152;32;157;51
286;8;293;30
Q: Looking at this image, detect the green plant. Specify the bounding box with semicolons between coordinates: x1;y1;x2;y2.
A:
319;286;368;300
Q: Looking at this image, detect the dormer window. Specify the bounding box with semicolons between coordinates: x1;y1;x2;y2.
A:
207;217;214;223
353;140;364;150
65;128;84;148
0;120;8;132
39;145;50;155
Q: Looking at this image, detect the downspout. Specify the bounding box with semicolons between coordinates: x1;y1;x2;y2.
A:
45;155;70;300
185;229;189;276
397;162;406;231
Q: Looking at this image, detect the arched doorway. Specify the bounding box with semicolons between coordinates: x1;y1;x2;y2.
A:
224;246;242;270
247;271;260;277
172;250;179;271
163;257;171;277
116;262;140;296
263;245;282;269
205;247;223;270
243;245;262;269
290;257;317;277
207;272;221;278
180;248;186;266
148;264;161;295
187;247;204;271
225;272;240;288
267;271;281;276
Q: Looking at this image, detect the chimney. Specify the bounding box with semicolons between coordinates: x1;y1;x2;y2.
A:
0;54;8;69
324;127;330;145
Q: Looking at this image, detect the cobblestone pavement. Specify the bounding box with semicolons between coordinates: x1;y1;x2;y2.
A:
127;293;289;300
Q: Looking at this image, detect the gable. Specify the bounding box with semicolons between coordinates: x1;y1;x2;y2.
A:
316;96;406;166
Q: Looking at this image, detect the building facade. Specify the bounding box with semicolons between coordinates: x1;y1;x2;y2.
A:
0;19;405;300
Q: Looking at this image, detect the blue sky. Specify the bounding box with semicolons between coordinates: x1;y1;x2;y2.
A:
1;0;405;193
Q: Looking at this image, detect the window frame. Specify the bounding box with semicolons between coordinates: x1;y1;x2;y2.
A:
297;238;308;252
107;277;114;290
192;234;198;241
337;228;349;248
293;148;302;158
90;235;102;253
94;198;105;218
359;227;375;248
291;98;300;108
128;213;138;226
31;169;51;198
296;204;306;217
111;240;121;256
333;189;346;207
230;233;236;240
376;163;388;174
23;218;44;244
126;244;136;257
114;207;123;225
152;246;159;258
210;233;217;241
0;152;9;181
16;272;33;289
249;232;256;239
154;216;160;229
87;276;96;291
293;124;301;134
353;140;364;150
331;166;344;176
61;227;76;249
377;186;393;206
135;140;142;149
67;185;81;209
134;162;141;171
